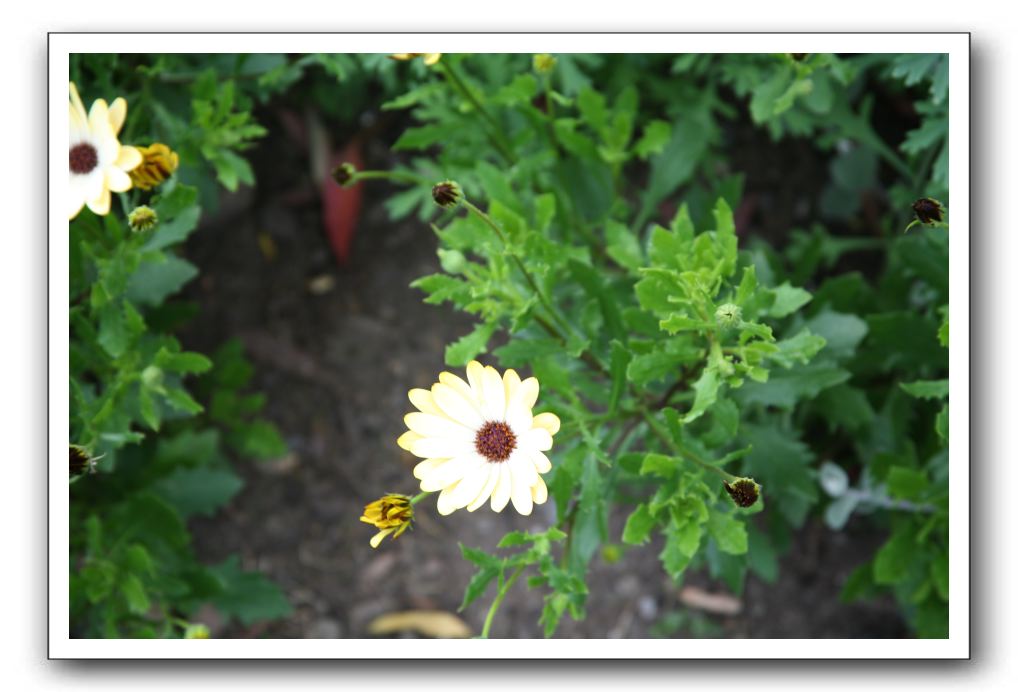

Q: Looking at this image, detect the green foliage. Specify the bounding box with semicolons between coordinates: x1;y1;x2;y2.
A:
69;54;289;638
370;52;951;638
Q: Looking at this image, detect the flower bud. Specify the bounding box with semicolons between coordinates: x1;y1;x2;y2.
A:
912;197;944;225
715;303;742;328
331;162;357;187
432;180;463;209
360;494;414;548
184;623;210;639
723;478;761;508
141;365;164;389
69;444;97;476
128;205;158;233
533;54;556;74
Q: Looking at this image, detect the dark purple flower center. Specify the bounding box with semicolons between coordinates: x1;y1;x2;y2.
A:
69;143;98;174
475;421;517;462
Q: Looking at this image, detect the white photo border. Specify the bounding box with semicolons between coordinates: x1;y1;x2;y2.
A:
49;32;970;659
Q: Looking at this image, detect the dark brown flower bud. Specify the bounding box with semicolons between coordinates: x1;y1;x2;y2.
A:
723;478;760;508
912;197;944;225
432;180;463;209
331;162;357;187
790;53;809;61
70;445;96;476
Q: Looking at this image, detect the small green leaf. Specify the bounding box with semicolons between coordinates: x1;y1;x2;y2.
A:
120;573;151;615
707;510;748;555
900;380;949;400
683;368;720;423
768;282;813;318
622;504;655;545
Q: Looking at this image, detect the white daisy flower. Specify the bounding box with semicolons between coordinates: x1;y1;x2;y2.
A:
398;360;561;516
69;82;142;219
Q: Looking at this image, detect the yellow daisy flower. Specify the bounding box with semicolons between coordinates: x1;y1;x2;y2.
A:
68;82;142;219
360;494;414;548
398;361;560;517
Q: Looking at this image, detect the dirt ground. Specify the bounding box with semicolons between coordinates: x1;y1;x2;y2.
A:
180;114;908;640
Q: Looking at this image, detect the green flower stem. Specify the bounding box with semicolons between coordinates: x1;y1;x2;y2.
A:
349;170;432;186
437;61;516;165
409;490;433;506
640;408;737;483
462;200;599;366
480;565;524;638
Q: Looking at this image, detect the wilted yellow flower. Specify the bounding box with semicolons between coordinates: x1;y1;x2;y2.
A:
398;361;560;516
69;82;142;219
360;494;414;548
129;143;180;191
389;53;442;66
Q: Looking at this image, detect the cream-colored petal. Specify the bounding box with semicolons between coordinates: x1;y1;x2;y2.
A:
465;360;486;402
466;466;499;512
114;144;142;172
446;464;491;510
505;398;533;434
490;464;512;512
107;97;127;135
431;382;484;429
439;370;479;407
531;476;549;505
404;412;474;440
419;453;482;491
409;388;442;416
69;82;87;122
502;368;521;403
532;411;561;436
529;449;552;474
413;457;448;480
370;527;396;548
68;174;87;219
86;186;111;216
508;451;538;488
105;166;132;193
397;430;422;452
505;377;539;430
509;463;535;516
481;365;506;421
518;377;540;410
436;481;462;515
411;435;475;460
69;104;88;141
523;427;554;452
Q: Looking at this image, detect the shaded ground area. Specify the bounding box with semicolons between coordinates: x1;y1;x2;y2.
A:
180;117;907;639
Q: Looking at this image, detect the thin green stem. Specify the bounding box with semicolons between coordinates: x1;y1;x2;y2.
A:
409;491;433;506
438;61;516;165
640;409;736;482
349;170;432;186
480;565;524;638
462;200;591;360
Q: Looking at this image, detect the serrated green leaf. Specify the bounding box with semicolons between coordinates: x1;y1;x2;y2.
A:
445;321;498;366
900;379;949;400
604;220;643;270
622;504;655;545
707;510;748;555
209;555;292;625
683;368;719;423
768;282;813;318
126;254;199;307
153;467;244;517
